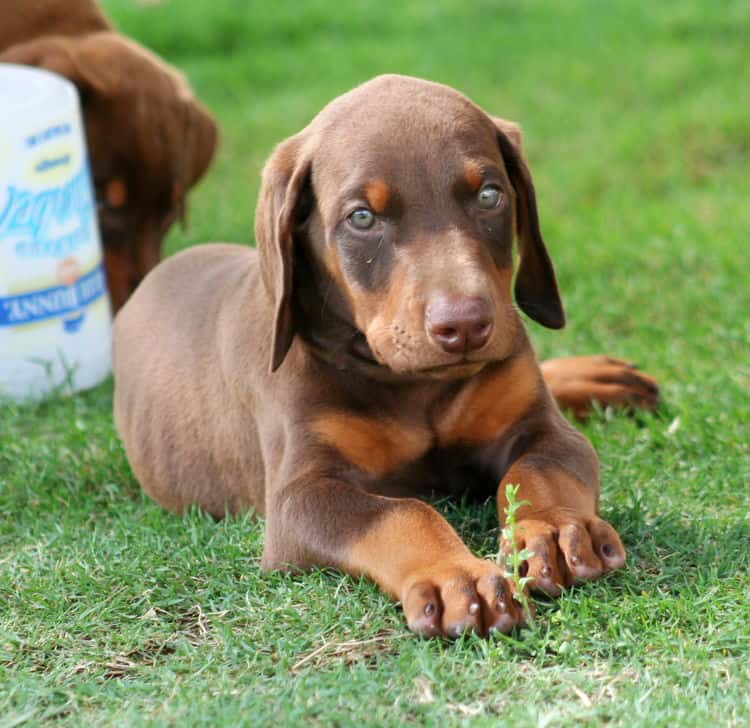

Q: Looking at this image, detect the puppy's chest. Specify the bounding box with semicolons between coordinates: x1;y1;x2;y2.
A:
310;356;539;481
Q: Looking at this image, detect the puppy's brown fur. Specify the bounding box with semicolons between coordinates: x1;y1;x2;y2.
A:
0;0;218;311
114;76;657;638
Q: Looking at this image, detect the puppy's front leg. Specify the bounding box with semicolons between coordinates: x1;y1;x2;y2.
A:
493;419;627;597
263;471;524;638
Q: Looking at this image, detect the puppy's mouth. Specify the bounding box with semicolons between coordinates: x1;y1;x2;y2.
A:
415;361;487;379
349;331;380;364
348;332;485;379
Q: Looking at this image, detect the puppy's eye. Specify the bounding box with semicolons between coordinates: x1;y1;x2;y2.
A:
477;185;502;209
348;208;375;230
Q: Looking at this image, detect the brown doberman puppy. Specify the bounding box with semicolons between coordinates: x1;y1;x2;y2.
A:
113;75;658;638
0;0;218;311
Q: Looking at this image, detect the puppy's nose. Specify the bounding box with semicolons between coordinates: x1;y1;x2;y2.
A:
426;296;494;354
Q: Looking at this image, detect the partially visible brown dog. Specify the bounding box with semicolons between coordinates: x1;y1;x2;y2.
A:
114;76;657;638
0;0;218;311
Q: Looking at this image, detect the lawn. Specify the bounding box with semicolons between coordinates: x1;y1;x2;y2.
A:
2;0;749;725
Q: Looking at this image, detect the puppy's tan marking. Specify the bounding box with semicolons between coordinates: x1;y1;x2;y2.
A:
311;412;431;477
106;178;127;208
354;266;408;340
500;463;597;519
464;159;484;191
345;504;468;596
364;179;389;213
437;349;539;445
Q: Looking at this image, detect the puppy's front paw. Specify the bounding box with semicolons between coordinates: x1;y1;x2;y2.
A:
540;355;659;418
502;514;626;597
401;558;525;638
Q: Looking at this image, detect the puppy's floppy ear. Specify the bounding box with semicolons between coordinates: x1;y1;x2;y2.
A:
0;36;116;97
185;101;218;186
492;117;565;329
173;100;219;226
493;117;524;150
255;134;312;372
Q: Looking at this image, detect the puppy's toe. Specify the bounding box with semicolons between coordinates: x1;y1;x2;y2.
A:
557;523;603;582
587;518;627;571
403;581;443;637
475;570;525;634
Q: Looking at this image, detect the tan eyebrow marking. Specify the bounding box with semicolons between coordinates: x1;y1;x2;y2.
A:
364;179;389;213
464;160;484;191
105;179;128;208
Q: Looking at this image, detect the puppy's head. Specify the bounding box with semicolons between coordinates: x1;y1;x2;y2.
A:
1;32;218;310
257;74;563;377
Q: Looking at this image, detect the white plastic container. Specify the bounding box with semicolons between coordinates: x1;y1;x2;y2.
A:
0;64;111;401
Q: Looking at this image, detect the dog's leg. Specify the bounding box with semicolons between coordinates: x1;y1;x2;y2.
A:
263;475;524;638
491;420;627;597
540;355;659;418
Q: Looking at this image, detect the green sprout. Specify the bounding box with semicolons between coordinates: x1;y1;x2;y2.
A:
499;483;535;625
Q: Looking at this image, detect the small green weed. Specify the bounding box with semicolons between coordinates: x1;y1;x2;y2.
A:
499;483;536;626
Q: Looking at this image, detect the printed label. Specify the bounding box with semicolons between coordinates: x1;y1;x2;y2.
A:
0;164;95;259
0;262;106;329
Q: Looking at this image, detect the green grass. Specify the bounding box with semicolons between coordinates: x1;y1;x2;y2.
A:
2;0;749;725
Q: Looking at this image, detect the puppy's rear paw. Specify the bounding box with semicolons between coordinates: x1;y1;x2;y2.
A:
541;355;659;418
